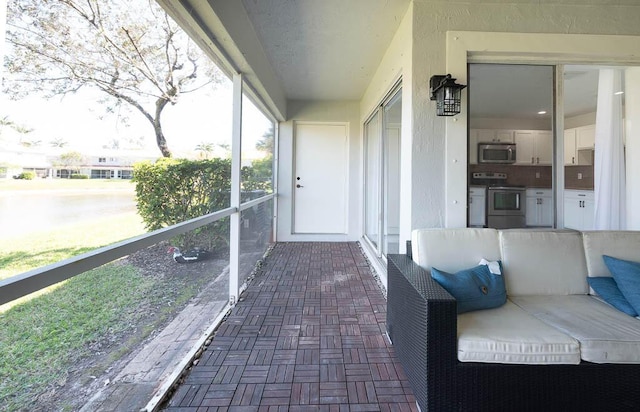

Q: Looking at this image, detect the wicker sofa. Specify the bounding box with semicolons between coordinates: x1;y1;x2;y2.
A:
387;228;640;412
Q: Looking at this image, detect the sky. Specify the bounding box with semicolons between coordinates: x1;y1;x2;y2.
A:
1;79;272;159
0;0;273;160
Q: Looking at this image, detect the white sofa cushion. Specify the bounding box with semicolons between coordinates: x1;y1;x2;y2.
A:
411;228;500;273
457;300;581;364
499;230;588;296
582;231;640;278
511;295;640;364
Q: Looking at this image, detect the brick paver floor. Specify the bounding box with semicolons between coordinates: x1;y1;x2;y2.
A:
163;242;417;411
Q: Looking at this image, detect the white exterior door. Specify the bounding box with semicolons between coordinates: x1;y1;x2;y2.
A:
293;122;348;234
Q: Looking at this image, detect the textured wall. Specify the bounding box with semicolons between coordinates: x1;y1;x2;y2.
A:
410;0;640;231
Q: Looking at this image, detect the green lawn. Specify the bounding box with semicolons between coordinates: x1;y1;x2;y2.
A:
0;263;156;410
0;180;226;411
0;183;151;411
0;211;145;281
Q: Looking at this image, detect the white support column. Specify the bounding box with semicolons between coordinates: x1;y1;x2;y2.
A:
229;73;243;305
272;122;280;242
625;68;640;229
555;65;565;229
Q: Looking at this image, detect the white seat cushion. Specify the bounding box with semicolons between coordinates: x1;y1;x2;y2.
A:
499;229;588;296
511;295;640;364
457;300;580;364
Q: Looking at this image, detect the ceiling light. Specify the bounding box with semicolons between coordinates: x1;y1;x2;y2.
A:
614;91;624;95
538;111;547;115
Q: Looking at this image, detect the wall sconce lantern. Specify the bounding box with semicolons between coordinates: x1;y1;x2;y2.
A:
429;74;466;116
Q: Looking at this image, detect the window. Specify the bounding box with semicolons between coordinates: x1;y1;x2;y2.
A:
241;94;274;197
90;169;113;179
467;64;554;229
364;84;402;257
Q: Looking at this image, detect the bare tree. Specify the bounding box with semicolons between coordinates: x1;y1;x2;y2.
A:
4;0;223;157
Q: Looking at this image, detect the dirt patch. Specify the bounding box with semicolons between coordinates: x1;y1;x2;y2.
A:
31;242;230;412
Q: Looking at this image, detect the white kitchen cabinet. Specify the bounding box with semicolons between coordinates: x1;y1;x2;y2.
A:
469;186;486;227
495;130;514;143
535;131;553;164
564;128;577;165
564;190;594;230
515;131;535;164
526;188;553;227
565;125;595;165
576;125;595;150
514;130;552;165
474;129;514;144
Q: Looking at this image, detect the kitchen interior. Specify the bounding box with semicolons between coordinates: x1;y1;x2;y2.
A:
467;63;612;230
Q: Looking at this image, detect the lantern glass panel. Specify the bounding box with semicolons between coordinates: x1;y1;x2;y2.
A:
437;85;462;116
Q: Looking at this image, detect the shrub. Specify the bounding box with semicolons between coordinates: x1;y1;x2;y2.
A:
241;155;273;193
133;158;232;252
133;157;273;253
70;174;89;179
14;171;37;180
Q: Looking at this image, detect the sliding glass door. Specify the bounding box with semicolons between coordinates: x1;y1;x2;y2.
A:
364;111;381;248
364;85;401;257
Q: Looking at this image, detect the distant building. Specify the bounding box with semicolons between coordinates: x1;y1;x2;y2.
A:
0;146;158;179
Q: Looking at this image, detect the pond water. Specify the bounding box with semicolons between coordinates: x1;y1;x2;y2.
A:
0;190;137;239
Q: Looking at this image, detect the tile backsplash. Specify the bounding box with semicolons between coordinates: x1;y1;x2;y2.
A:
469;164;594;190
565;165;594;190
470;164;552;188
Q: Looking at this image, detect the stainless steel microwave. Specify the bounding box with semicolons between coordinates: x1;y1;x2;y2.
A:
478;143;516;164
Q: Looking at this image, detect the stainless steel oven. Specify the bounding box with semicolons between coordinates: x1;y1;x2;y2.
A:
478;143;516;164
487;186;526;229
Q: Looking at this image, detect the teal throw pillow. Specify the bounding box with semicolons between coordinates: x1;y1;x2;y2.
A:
603;255;640;315
431;262;507;314
587;276;638;317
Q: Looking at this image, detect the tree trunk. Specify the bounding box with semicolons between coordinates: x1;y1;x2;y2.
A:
154;122;171;158
104;92;173;158
155;98;171;158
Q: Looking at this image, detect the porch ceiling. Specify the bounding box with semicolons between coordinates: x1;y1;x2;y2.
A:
241;0;411;101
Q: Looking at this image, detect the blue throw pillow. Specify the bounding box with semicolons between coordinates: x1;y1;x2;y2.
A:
431;262;507;314
603;255;640;315
587;276;638;317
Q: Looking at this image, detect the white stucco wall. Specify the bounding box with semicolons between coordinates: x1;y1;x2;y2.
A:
277;100;361;241
625;67;640;230
407;0;640;235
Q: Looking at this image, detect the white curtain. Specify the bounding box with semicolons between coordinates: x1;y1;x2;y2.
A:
594;69;626;230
